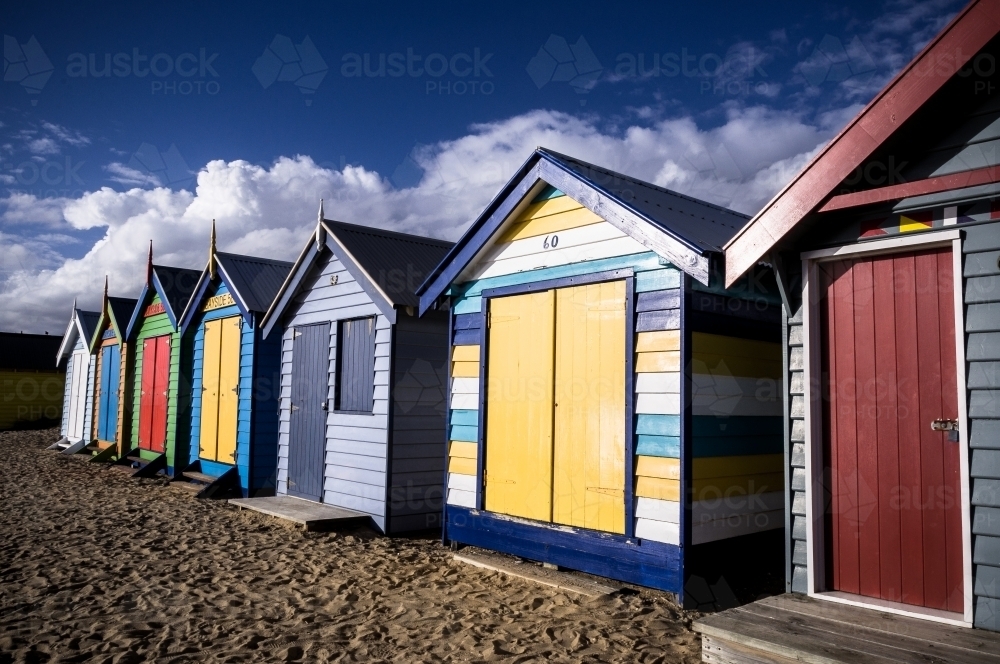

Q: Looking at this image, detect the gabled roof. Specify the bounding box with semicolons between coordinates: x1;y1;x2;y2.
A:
178;251;293;333
724;0;1000;286
125;264;203;338
56;307;100;365
261;217;454;338
89;296;138;352
416;147;750;314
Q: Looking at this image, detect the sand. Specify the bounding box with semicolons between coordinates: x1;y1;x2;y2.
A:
0;429;702;663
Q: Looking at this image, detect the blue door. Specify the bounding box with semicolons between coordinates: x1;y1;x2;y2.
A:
98;344;120;441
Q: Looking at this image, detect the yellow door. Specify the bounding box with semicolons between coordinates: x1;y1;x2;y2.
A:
484;290;555;521
553;281;626;533
199;316;241;463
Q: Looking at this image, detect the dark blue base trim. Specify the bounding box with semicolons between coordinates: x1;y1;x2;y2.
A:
445;506;682;594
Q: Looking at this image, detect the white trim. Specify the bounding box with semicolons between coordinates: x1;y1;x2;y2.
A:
800;228;959;260
814;591;971;628
801;235;973;625
953;238;974;625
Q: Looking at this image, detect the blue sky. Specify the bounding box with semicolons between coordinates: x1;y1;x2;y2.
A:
1;0;964;332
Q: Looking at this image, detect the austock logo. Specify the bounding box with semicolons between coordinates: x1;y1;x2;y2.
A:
3;34;54;103
252;35;328;105
65;47;221;95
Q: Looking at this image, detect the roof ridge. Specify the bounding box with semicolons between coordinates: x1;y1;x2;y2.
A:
539;147;750;221
215;251;295;267
324;218;454;247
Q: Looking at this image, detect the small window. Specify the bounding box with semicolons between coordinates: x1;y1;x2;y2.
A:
334;316;376;412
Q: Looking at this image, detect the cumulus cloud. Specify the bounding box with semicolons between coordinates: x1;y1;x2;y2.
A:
0;106;845;333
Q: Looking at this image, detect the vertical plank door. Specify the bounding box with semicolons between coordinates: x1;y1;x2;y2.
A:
98;344;120;442
484;290;555;521
820;246;963;613
553;280;627;533
138;337;157;450
68;352;88;439
199;319;223;461
287;322;330;501
215;316;241;464
149;335;170;453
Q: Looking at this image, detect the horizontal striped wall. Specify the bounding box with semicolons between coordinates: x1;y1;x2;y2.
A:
276;250;391;532
446;189;683;547
690;331;784;544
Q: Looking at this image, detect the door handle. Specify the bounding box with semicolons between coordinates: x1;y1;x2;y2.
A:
931;419;958;431
321;400;328;411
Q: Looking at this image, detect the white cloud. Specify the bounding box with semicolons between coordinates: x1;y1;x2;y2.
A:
0;106;844;333
106;162;163;187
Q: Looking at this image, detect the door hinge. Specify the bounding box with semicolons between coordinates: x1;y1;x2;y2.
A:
486;311;491;328
291;404;299;412
293;329;302;339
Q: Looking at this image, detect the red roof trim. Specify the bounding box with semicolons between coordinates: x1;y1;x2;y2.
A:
724;0;1000;286
819;164;1000;212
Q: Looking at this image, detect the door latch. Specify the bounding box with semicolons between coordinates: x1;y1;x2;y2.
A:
321;400;328;411
931;419;960;442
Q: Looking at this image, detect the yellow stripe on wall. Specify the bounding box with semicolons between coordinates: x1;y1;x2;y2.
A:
636;330;680;352
451;362;479;378
636;351;680;373
499;207;603;243
692;472;785;499
449;441;478;459
691;354;782;379
692;332;781;360
693;454;783;479
449;456;477;475
636;476;680;501
452;345;480;361
635;456;680;480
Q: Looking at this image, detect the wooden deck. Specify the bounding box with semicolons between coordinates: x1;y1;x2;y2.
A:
693;593;1000;664
229;496;371;531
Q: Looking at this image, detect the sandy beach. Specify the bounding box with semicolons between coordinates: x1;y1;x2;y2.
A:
0;429;702;663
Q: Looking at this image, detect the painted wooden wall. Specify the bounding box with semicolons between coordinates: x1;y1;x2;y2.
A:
689;332;784;544
185;281;276;495
59;335;90;439
956;223;1000;630
445;189;682;545
387;311;448;533
83;350;95;443
276;252;391;530
129;294;184;470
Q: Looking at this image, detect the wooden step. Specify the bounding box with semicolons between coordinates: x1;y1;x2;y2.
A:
182;470;219;484
169;480;202;492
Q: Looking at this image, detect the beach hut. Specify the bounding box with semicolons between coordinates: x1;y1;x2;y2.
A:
86;280;137;459
720;0;1000;632
258;207;454;534
416;148;785;595
50;303;100;452
118;243;201;477
174;225;292;497
0;332;66;431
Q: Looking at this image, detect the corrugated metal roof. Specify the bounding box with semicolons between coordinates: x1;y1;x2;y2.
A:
108;297;138;332
540;149;750;253
324;220;454;308
0;332;65;371
215;253;294;313
77;310;100;346
153;265;202;320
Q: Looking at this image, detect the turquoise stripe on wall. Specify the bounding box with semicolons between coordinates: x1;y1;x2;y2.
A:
693;436;782;458
458;252;662;298
636;435;680;458
692;415;782;437
635;414;680;437
450;425;478;442
450;409;478;426
636;269;680;292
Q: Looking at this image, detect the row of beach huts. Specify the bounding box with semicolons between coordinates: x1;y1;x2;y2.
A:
48;3;1000;640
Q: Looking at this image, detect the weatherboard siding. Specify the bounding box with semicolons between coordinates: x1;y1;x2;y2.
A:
445;190;684;548
129;296;184;469
276;252;390;531
963;222;1000;631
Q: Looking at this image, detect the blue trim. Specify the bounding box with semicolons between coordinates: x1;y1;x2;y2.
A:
445;506;681;594
480;268;634;299
476;293;488;510
460;253;659;299
679;273;691;590
151;272;179;329
125;284;150;340
417;157;544;312
178;270;212;334
624;274;636;538
179;265;251;335
441;305;455;545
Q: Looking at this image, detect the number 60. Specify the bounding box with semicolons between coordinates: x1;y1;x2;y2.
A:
543;234;559;249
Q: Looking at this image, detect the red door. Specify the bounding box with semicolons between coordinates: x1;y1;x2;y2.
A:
820;246;963;613
138;335;170;453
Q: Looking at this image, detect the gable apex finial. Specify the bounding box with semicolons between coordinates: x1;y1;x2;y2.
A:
209;219;217;280
316;199;326;249
146;239;153;287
